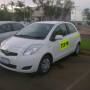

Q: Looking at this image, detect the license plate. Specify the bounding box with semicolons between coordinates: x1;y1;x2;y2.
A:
0;57;10;64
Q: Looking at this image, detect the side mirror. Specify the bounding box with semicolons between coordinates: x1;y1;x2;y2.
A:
55;35;63;40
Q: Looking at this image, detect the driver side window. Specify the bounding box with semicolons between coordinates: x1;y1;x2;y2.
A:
50;24;67;41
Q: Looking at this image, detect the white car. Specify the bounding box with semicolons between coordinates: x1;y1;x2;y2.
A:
0;21;25;42
0;21;81;74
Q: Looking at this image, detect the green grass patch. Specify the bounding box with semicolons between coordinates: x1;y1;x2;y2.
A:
81;39;90;50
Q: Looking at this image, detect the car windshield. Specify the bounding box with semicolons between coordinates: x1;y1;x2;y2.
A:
15;23;54;40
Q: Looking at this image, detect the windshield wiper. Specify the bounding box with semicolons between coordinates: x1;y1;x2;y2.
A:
15;35;44;39
32;36;44;39
15;35;33;38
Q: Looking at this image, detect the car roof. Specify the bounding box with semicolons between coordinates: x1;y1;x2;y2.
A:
0;21;22;25
35;21;68;25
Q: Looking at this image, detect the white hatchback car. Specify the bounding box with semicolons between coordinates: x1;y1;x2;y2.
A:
0;21;81;74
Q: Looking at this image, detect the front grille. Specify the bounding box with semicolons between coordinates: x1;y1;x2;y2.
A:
0;49;18;56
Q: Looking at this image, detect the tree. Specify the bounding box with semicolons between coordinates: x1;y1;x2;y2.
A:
62;0;74;20
0;4;11;21
14;8;24;21
15;1;32;21
83;8;90;20
16;1;25;8
9;1;15;20
9;1;15;12
15;1;25;21
33;0;63;20
33;0;74;21
24;6;33;21
0;1;33;21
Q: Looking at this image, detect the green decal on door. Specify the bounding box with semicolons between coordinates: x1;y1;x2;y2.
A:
59;39;69;51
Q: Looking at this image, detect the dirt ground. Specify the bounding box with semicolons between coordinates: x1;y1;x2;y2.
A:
0;55;90;90
78;25;90;36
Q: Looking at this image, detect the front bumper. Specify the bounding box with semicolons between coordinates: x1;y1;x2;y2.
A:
0;51;41;73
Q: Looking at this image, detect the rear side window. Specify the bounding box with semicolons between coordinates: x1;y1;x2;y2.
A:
66;23;77;34
12;23;24;31
0;24;12;33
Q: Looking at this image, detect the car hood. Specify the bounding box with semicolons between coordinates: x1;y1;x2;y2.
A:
0;36;44;53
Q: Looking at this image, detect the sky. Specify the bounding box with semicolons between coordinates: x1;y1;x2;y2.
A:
73;0;90;10
0;0;90;9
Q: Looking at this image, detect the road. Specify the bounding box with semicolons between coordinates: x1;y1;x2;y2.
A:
0;55;90;90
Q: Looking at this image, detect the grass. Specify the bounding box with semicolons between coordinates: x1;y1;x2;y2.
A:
81;39;90;50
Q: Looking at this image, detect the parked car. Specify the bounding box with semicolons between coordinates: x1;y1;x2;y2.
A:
0;21;81;74
0;21;25;42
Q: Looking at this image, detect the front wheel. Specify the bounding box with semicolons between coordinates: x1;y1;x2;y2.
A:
38;55;51;74
74;44;80;56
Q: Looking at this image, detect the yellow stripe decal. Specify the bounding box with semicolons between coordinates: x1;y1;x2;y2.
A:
70;34;80;40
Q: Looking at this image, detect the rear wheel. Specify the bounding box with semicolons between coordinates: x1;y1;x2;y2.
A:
74;44;80;56
38;55;52;74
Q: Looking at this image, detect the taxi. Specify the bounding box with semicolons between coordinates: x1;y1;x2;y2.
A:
0;21;81;74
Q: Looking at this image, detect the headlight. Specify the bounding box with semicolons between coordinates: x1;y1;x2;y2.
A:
0;41;6;48
24;44;43;55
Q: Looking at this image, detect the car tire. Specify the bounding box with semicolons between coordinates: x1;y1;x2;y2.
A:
38;55;52;75
74;43;80;56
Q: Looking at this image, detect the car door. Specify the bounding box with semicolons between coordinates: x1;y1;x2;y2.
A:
65;23;79;52
50;24;72;61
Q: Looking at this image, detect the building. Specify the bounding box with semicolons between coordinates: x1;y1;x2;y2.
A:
71;7;83;21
